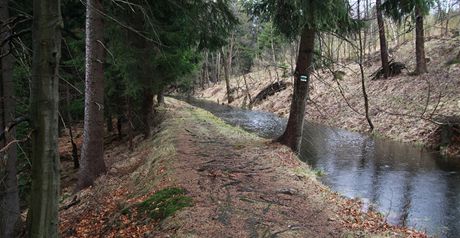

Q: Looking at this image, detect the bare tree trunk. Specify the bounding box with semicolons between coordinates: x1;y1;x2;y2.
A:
0;0;20;236
142;84;153;137
358;0;374;132
415;5;428;75
277;26;315;152
216;52;221;82
157;87;165;104
66;84;79;169
204;50;209;88
228;33;235;75
242;74;252;104
127;96;134;151
105;106;113;133
28;0;62;235
78;0;107;190
139;42;153;138
220;48;233;104
376;0;390;78
270;26;277;65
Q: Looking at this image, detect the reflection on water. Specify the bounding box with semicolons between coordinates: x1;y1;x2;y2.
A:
184;97;460;238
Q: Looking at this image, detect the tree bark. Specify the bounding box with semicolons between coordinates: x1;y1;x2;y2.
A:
415;5;428;74
220;48;233;104
0;0;20;236
77;0;107;190
142;81;153;137
358;0;374;132
157;87;165;104
277;26;315;153
28;0;62;235
66;84;79;169
376;0;390;78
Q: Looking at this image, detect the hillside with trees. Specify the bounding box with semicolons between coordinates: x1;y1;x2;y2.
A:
0;0;458;237
198;0;460;158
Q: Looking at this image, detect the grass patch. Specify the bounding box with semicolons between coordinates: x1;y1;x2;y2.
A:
446;58;460;66
189;107;258;141
135;187;192;221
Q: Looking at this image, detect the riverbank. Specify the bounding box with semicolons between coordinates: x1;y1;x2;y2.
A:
58;98;425;237
197;36;460;157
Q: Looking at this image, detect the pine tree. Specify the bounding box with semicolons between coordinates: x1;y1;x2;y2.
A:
381;0;433;74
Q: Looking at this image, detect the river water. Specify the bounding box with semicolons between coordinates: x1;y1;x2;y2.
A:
184;97;460;237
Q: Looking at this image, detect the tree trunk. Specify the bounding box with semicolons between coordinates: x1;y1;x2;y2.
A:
358;0;374;132
105;107;113;133
216;52;221;82
220;48;233;104
203;50;209;88
78;0;107;190
66;84;79;169
140;45;153;138
270;26;277;64
0;0;20;236
277;27;315;153
157;88;165;104
228;33;234;75
242;74;252;104
28;0;62;235
376;0;390;78
415;5;428;74
142;84;153;137
127;96;133;151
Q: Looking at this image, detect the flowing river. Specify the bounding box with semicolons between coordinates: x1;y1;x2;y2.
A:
184;97;460;238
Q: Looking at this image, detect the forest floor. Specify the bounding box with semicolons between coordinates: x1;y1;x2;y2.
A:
197;35;460;157
58;98;425;237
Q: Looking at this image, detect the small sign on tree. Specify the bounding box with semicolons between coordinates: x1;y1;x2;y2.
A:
300;75;309;82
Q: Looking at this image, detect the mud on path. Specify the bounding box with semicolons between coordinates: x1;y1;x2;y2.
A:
59;98;426;237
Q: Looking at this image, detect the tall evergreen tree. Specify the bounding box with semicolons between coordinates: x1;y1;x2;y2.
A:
248;0;357;152
28;0;62;236
78;0;107;190
382;0;432;74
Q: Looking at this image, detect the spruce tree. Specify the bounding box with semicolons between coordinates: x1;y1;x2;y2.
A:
248;0;358;152
77;0;107;190
381;0;433;74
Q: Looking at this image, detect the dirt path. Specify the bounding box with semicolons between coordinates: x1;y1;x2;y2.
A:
170;108;342;237
152;99;424;237
59;98;426;237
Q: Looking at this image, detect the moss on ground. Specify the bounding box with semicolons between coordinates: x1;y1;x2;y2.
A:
134;187;192;221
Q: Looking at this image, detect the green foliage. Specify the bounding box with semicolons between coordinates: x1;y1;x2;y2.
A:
246;0;358;39
446;58;460;66
381;0;434;23
257;22;285;52
135;187;192;220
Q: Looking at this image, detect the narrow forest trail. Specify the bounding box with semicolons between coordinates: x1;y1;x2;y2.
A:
59;98;426;238
169;99;344;237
